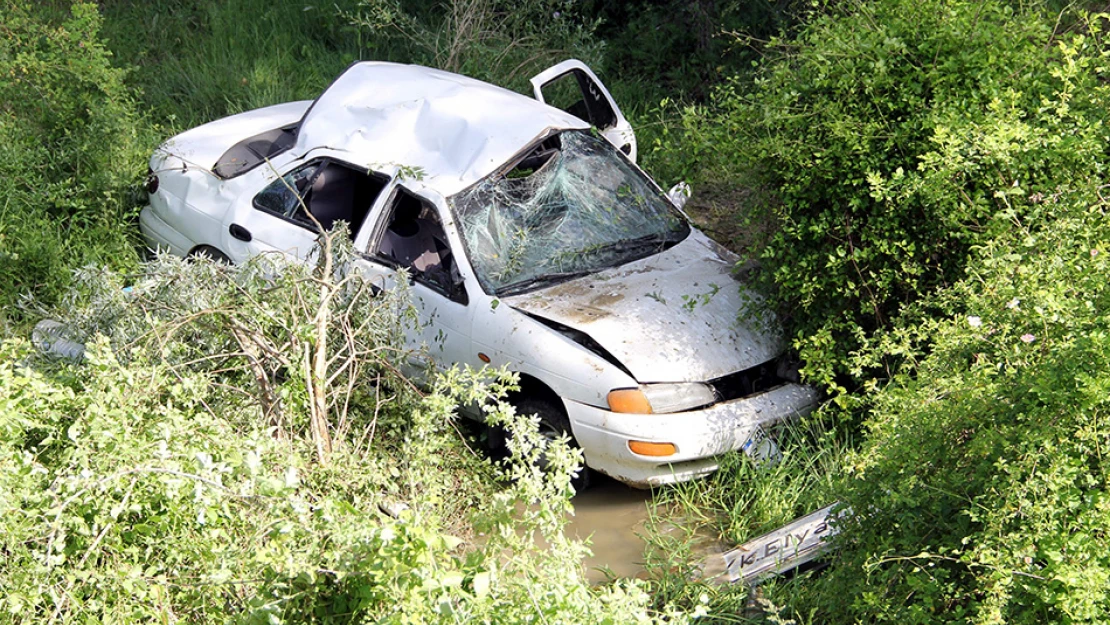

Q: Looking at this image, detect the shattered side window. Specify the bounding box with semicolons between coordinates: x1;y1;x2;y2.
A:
450;130;689;295
253;162;323;221
252;161;388;237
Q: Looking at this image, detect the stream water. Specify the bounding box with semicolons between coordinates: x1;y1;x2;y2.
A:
563;474;729;583
563;474;654;581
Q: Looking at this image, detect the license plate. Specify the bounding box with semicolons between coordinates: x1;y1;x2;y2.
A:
723;503;842;584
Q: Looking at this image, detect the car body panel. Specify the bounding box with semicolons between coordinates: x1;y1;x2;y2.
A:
295;62;589;196
156;101;311;174
470;295;638;408
220;149;348;263
141;164;230;257
567;383;820;487
139;60;819;488
146;102;307;259
138;205;193;257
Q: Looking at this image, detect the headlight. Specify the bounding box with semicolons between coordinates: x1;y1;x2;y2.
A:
607;383;717;414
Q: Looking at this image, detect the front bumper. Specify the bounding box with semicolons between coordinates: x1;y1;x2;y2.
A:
565;383;821;488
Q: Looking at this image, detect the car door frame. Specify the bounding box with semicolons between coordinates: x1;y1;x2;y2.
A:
530;59;637;162
353;180;480;380
221;150;318;264
223;150;390;263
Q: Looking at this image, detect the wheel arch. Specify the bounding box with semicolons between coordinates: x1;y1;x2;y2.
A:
509;372;568;420
506;371;592;490
487;371;574;449
187;244;231;263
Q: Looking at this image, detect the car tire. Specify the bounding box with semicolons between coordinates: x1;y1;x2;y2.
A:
188;246;231;264
514;397;591;491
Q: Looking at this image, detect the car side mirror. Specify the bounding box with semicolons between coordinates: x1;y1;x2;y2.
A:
667;182;691;210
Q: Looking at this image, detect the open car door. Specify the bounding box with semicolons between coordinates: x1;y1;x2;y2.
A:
530;60;637;163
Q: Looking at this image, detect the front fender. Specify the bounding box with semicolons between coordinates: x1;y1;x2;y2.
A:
471;297;635;409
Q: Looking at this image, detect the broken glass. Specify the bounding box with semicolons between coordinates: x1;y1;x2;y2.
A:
254;161;322;220
253;161;387;235
450;130;688;295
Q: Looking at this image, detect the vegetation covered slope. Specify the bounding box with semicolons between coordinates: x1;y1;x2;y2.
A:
673;0;1110;390
653;1;1110;622
3;0;1110;622
0;3;676;622
0;3;150;328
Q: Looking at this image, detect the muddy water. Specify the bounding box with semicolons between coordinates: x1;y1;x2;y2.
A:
563;475;654;581
564;475;728;583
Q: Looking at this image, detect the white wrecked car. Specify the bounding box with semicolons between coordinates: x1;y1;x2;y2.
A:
140;60;819;488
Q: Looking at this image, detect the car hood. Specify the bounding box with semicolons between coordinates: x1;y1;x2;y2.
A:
503;231;784;382
154;101;311;172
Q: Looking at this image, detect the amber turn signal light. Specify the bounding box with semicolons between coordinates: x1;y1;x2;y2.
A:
607;389;653;414
628;440;677;457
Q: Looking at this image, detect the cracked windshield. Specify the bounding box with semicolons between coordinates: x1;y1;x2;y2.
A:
451;130;689;295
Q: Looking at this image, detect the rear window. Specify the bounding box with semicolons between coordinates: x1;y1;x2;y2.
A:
213;125;298;179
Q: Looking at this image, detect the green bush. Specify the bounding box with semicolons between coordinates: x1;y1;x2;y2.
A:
661;173;1110;625
778;182;1110;623
641;3;1110;621
685;0;1110;390
1;244;683;623
0;2;151;327
584;0;810;104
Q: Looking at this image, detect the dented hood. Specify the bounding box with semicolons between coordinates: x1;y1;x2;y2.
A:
504;231;784;382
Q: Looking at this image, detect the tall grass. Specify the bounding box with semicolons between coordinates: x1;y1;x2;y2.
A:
641;415;849;622
0;2;152;330
664;417;845;542
101;0;368;129
100;0;608;130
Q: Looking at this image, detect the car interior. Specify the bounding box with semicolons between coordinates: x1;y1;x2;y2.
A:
253;160;387;238
375;189;465;301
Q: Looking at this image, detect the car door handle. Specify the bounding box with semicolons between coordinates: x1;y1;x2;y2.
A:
229;223;252;242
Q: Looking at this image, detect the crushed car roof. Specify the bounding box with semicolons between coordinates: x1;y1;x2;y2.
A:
158;62;590;196
294;62;589;195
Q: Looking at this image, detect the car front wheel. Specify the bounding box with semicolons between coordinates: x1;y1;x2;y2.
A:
514;397;591;491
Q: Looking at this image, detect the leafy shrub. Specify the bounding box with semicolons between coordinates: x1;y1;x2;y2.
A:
664;175;1110;625
0;2;151;326
2;240;683;623
584;0;811;104
781;181;1110;623
641;3;1110;621
685;0;1110;390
